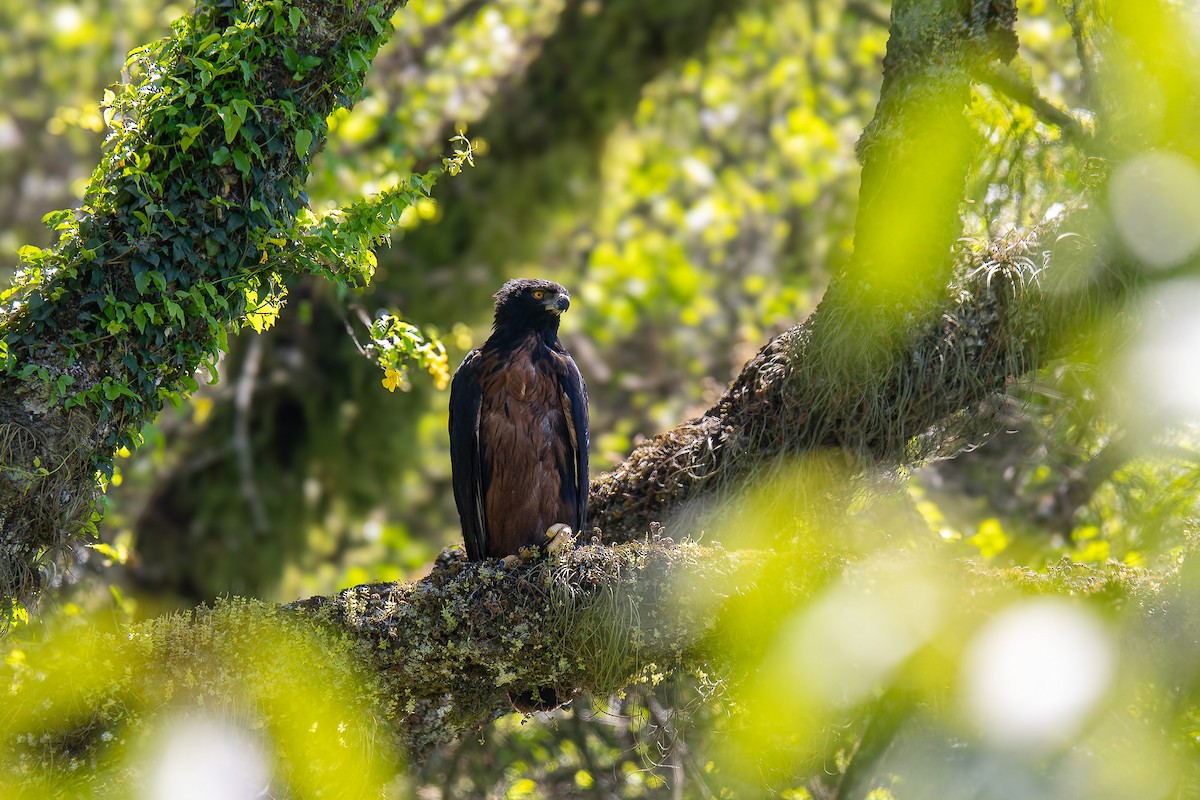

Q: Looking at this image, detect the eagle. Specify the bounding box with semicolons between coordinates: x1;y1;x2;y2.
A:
449;278;589;561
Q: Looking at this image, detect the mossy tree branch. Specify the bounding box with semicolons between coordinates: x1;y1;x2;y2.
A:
289;539;774;756
7;539;1178;788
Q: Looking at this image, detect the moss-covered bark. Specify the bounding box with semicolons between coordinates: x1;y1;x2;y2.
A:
1;540;1180;792
290;539;770;755
587;244;1045;538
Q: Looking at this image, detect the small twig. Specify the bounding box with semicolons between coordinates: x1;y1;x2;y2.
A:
338;297;375;358
975;62;1091;146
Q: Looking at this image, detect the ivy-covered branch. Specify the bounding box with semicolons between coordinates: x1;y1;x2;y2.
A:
0;0;449;622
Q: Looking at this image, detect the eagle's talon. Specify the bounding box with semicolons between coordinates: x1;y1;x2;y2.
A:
545;523;574;553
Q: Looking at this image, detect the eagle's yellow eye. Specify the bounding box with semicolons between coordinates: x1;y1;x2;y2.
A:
532;290;545;299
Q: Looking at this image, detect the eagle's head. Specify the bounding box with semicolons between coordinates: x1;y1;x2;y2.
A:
492;278;571;333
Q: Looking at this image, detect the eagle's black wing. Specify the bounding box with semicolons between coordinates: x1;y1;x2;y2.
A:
559;352;590;533
449;349;487;561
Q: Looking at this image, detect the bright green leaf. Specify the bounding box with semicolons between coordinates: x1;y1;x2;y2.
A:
295;129;313;158
222;109;242;144
232;149;251;175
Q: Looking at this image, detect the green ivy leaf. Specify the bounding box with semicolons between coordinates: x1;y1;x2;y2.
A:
295;129;313;158
164;298;184;323
180;124;204;152
194;32;220;53
231;97;252;123
222;109;242;144
41;209;75;230
134;267;151;295
232;149;252;176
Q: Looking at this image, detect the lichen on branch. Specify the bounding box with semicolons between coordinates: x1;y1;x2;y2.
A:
290;538;767;754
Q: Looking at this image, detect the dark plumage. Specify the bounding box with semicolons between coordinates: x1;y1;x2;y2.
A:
449;278;590;560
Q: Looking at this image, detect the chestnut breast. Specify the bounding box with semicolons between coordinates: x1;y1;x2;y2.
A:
476;340;578;557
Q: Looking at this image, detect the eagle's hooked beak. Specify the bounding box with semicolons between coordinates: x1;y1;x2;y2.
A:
545;293;570;316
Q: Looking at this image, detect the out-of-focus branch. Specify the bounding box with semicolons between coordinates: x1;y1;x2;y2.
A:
976;61;1092;145
234;334;268;535
396;0;494;70
845;0;890;28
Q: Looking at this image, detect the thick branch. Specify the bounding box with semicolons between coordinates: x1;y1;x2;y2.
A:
289;539;769;755
4;537;1174;787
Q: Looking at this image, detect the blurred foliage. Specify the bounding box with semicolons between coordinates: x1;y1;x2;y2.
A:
0;0;190;270
0;599;404;798
4;0;1200;797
